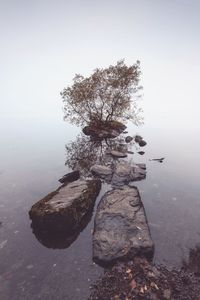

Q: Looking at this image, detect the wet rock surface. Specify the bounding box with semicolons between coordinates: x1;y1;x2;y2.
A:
91;161;146;186
93;186;154;263
29;179;101;232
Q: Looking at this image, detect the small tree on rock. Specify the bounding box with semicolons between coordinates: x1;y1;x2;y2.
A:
61;60;143;127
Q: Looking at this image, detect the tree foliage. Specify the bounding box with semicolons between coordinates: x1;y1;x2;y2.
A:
61;60;143;127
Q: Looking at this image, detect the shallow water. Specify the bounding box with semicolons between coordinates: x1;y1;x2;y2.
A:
0;119;200;299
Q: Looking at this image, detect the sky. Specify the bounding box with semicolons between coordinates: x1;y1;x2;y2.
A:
1;0;200;131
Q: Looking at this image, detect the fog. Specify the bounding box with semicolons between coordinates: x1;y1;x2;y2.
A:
1;0;200;131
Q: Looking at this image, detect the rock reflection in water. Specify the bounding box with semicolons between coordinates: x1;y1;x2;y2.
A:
30;208;94;249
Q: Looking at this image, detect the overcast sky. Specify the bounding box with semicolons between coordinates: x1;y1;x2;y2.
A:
1;0;200;131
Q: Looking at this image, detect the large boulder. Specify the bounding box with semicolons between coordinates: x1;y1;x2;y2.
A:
29;179;101;232
93;186;154;263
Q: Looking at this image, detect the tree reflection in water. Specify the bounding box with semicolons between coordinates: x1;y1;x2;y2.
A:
65;133;135;177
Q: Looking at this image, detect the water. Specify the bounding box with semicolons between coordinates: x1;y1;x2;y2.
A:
0;118;200;299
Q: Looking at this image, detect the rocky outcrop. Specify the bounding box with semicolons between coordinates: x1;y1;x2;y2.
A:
93;186;154;263
91;161;146;186
82;121;126;139
29;179;101;232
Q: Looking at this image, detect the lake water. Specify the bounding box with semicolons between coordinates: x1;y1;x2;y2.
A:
0;118;200;299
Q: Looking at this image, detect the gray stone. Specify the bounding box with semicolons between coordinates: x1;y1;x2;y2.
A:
91;165;112;179
29;179;101;232
93;186;154;263
125;136;133;143
112;162;146;186
109;150;127;158
135;135;143;143
139;140;147;147
91;162;146;186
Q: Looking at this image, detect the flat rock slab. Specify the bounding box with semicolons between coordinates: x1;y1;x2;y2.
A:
109;150;127;158
29;179;101;232
91;162;146;186
93;186;154;263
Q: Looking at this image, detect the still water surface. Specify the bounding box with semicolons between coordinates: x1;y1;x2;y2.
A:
0;120;200;299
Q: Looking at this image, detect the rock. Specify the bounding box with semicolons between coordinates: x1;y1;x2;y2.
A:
82;121;126;139
58;170;80;184
112;162;146;186
93;186;154;263
91;162;146;185
125;136;133;143
135;135;143;143
109;150;127;158
150;158;165;163
139;140;147;147
29;179;101;232
127;150;134;154
91;165;112;179
138;151;145;155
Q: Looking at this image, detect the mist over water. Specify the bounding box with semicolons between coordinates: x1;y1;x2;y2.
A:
0;0;200;299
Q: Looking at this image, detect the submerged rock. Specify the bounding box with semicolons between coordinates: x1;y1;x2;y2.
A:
93;186;154;263
29;179;101;232
58;170;80;184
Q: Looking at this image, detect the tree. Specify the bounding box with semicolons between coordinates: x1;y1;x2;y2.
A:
61;59;143;127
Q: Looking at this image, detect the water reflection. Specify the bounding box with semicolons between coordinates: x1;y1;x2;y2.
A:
30;207;94;249
65;133;136;177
